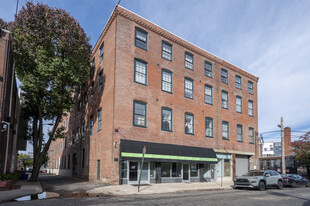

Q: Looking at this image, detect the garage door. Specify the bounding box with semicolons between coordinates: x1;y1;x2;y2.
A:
235;155;249;177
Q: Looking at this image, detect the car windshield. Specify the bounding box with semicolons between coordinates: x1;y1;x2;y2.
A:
242;171;264;176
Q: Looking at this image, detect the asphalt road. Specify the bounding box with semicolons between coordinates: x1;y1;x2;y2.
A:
3;186;310;206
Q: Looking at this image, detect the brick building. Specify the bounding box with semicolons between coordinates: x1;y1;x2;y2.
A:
48;6;259;184
0;27;27;174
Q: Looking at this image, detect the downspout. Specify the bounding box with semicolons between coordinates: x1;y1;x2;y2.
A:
10;79;19;173
4;36;14;174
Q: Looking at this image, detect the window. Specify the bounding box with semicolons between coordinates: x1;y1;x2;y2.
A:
221;91;228;109
72;132;75;144
248;81;254;94
77;100;81;112
134;59;147;85
162;69;172;93
205;85;213;104
172;163;181;177
82;121;86;139
89;115;93;136
184;78;193;99
83;92;87;110
97;108;102;131
184;52;194;70
91;58;95;76
237;124;243;142
133;101;147;127
121;160;127;178
205;117;213;137
224;159;230;176
204;61;212;78
222;121;229;140
150;162;155;178
90;82;94;103
236;75;241;89
135;27;148;50
81;149;85;169
185;113;194;135
236;96;242;113
161;162;171;177
249;127;254;144
248;100;254;116
98;70;103;94
162;41;172;61
161;107;172;131
221;69;228;84
77;127;80;141
190;163;198;177
99;42;104;64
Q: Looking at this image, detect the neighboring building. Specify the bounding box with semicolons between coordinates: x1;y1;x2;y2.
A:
0;27;27;174
48;5;259;183
262;142;274;157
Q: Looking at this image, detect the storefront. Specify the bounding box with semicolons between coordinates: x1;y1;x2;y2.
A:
216;153;232;181
120;139;218;184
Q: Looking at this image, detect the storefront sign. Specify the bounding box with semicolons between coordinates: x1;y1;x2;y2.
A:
216;153;231;159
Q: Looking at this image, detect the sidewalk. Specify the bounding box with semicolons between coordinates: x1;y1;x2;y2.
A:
0;180;43;203
87;181;233;196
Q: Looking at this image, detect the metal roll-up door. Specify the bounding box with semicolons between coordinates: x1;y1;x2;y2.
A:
235;155;249;177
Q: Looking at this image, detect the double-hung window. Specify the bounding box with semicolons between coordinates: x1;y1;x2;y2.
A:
248;81;254;94
249;127;254;144
98;71;103;94
185;113;194;135
205;61;212;78
89;115;93;136
162;41;172;61
162;69;172;93
237;124;243;142
236;75;241;89
161;107;172;131
90;82;94;103
134;59;147;85
221;69;228;84
185;52;194;70
99;42;104;64
133;101;147;127
135;28;148;50
205;85;213;105
184;78;193;99
205;117;213;138
248;100;254;116
97;108;102;131
236;96;242;113
222;121;229;140
222;91;228;109
82;121;86;139
91;58;95;76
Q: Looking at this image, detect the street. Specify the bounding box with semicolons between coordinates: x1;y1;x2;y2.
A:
3;185;310;205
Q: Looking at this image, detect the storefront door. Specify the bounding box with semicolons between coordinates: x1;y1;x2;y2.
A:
210;164;216;181
183;163;190;182
129;162;138;183
128;161;149;184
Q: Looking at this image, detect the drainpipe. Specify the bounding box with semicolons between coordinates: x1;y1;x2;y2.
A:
4;37;14;174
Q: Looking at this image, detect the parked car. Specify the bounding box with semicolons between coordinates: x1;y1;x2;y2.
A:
282;174;310;188
233;170;283;191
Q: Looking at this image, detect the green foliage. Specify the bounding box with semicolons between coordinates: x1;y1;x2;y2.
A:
13;2;91;181
18;154;33;168
0;173;20;181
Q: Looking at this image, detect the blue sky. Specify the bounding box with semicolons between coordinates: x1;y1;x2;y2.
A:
1;0;310;145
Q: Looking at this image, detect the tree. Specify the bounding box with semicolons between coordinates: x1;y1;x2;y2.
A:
18;154;33;169
292;131;310;177
13;2;91;181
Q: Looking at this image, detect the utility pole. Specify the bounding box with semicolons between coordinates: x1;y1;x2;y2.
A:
280;117;286;175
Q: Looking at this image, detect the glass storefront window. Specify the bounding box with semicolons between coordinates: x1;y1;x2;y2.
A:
172;163;181;177
161;162;171;177
121;160;127;178
224;159;230;176
191;163;198;177
150;162;155;178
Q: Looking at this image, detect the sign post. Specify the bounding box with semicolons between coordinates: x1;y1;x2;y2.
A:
138;146;146;192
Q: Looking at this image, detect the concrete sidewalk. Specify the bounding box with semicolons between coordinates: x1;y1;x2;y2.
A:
87;181;233;196
0;180;43;203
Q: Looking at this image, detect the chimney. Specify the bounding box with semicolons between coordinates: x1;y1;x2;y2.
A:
284;127;291;156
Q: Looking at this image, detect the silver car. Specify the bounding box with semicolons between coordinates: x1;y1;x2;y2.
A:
233;170;283;191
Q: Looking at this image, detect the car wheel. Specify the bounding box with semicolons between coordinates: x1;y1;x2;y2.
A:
292;181;296;188
259;181;266;191
277;180;283;189
306;183;309;187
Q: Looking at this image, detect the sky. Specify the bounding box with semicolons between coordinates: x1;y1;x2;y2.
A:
1;0;310;147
